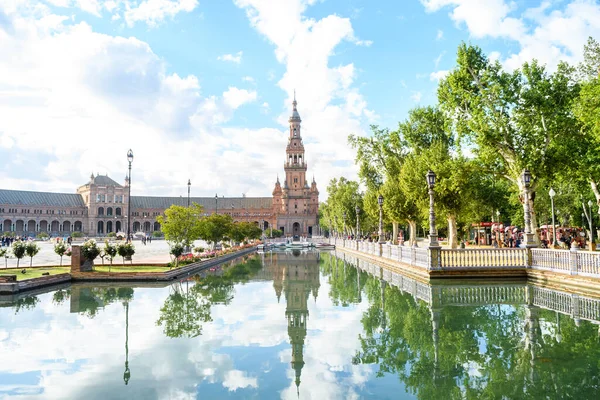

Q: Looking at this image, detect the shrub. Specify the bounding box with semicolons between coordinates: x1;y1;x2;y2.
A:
11;241;26;268
170;243;185;268
71;232;84;238
81;239;100;262
194;246;205;253
117;242;135;264
152;231;164;238
25;242;40;267
36;232;49;240
107;232;117;238
53;241;68;266
104;241;118;269
0;248;8;268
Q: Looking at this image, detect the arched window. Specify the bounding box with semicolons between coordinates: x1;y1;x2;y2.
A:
293;127;297;136
107;207;113;216
116;207;122;216
98;207;104;216
97;221;104;234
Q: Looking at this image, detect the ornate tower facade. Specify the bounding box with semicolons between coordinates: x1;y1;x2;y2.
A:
274;94;319;237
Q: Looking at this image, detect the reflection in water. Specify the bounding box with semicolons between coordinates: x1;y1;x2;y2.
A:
2;251;600;399
332;251;600;399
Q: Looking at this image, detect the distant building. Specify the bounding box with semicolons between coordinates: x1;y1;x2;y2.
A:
0;98;319;237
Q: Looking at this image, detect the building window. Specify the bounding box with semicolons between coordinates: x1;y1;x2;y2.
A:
98;207;104;216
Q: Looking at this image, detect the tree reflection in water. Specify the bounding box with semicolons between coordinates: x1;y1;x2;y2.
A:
322;249;600;399
156;256;262;338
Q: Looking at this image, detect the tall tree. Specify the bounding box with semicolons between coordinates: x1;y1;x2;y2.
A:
156;203;204;250
438;43;582;237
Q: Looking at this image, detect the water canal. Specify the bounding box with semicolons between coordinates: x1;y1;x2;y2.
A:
1;250;599;399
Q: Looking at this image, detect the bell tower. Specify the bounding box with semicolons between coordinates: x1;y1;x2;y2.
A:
273;92;319;238
285;91;307;194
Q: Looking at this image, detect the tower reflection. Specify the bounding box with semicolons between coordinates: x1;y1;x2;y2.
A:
262;249;321;396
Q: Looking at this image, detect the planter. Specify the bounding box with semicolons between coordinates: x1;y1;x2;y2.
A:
81;259;94;272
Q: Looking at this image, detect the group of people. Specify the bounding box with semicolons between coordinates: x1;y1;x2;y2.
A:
1;235;20;247
140;235;152;245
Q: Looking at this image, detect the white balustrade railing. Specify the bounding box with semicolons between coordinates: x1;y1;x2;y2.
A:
576;251;600;276
440;248;528;269
531;248;571;272
328;238;600;279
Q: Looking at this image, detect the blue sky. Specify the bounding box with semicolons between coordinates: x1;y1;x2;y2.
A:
0;0;599;198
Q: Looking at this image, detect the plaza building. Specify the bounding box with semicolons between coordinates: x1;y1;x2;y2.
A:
0;98;319;238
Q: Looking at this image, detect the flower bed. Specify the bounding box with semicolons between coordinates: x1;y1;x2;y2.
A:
168;243;257;269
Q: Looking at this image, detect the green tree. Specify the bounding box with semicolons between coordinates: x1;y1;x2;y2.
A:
156;203;204;250
54;241;68;266
270;228;283;238
0;248;7;268
117;242;135;265
104;241;118;270
438;43;582;237
25;242;40;267
574;37;600;214
198;213;233;249
169;243;184;268
11;241;26;268
231;221;263;243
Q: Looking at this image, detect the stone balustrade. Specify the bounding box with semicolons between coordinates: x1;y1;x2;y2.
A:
339;251;600;324
328;237;600;279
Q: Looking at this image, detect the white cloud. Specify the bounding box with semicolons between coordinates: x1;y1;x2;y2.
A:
222;370;258;391
232;0;377;189
218;51;243;64
429;70;449;81
434;51;445;68
411;91;422;102
261;101;270;113
436;29;443;40
421;0;600;71
242;75;255;83
222;86;257;109
354;39;373;47
125;0;198;27
0;9;282;197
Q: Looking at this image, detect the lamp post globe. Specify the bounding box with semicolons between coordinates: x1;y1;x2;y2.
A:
214;193;218;214
378;194;385;243
425;171;439;247
549;188;557;247
126;149;133;242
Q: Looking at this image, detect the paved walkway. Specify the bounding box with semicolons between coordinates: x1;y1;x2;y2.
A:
1;239;212;268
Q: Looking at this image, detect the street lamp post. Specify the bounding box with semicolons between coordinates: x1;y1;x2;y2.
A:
521;169;536;248
342;211;347;239
549;188;557;248
378;194;385;244
496;210;502;247
126;149;133;242
588;200;595;250
426;171;439;247
187;179;191;207
214;194;218;214
355;205;360;240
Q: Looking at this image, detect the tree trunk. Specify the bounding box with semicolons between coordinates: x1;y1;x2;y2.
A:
60;256;62;266
408;220;417;247
392;222;399;245
590;179;600;217
447;214;458;249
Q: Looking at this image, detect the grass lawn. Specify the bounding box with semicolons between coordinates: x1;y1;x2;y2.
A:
0;267;70;281
93;265;171;273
